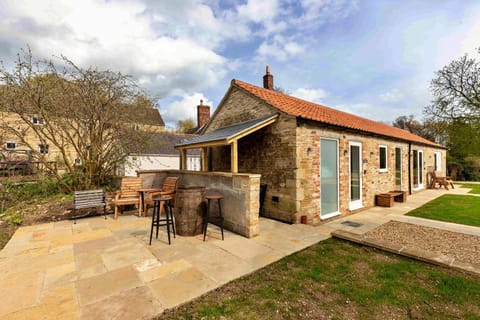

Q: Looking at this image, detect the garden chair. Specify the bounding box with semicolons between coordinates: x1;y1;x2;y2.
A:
144;177;179;215
114;177;143;219
429;171;454;190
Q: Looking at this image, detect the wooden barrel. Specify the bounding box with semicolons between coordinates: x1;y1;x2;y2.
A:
174;187;206;236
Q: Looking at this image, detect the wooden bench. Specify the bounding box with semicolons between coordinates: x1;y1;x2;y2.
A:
375;190;407;207
72;189;107;223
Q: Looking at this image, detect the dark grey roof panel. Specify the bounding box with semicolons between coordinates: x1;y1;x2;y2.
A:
176;114;278;147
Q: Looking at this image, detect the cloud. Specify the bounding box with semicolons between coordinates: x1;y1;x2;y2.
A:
237;0;280;24
160;93;213;129
295;0;359;28
0;0;228;97
291;87;328;103
378;89;404;103
257;35;305;61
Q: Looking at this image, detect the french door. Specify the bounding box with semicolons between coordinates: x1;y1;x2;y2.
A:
395;147;402;190
320;138;339;219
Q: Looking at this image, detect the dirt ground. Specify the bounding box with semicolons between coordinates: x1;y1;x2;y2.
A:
0;196;73;249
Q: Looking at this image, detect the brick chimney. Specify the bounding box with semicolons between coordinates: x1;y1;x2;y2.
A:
263;65;273;90
197;99;210;128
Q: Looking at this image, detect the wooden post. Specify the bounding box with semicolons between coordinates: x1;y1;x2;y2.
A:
231;140;238;173
180;149;187;170
201;147;208;172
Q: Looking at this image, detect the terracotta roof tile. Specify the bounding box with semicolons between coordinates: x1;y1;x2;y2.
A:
233;80;442;148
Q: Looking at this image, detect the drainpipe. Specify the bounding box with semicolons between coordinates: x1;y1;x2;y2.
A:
408;143;412;195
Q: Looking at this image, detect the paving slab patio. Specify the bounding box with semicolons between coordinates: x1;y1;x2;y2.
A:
1;185;478;319
0;212;330;319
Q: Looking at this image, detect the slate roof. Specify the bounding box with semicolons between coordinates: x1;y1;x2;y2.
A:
130;107;165;127
233;80;443;148
176;115;278;147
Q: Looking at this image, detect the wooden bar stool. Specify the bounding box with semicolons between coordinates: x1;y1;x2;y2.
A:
203;193;225;241
149;195;175;245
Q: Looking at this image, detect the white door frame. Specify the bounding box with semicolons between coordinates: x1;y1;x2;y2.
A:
349;141;363;210
395;146;402;190
413;149;424;190
320;138;340;220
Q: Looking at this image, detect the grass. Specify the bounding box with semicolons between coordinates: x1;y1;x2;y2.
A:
156;239;480;320
406;194;480;227
460;183;480;194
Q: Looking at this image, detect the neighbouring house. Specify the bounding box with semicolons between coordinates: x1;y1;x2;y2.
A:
119;132;201;176
175;67;447;225
0;103;165;174
118;100;210;176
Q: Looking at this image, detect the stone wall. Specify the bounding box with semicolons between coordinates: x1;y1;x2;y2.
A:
200;86;447;226
207;87;276;131
137;170;260;238
207;88;298;223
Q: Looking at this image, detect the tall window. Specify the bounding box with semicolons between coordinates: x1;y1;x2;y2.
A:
39;144;49;154
5;141;17;150
379;145;387;172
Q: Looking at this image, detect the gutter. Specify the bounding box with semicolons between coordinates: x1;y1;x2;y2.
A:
408;143;412;195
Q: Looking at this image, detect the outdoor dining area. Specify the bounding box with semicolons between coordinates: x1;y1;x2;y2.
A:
111;175;225;245
105;169;261;247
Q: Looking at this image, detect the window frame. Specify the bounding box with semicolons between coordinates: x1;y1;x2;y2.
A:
5;141;17;150
32;116;45;125
38;144;49;154
379;144;388;172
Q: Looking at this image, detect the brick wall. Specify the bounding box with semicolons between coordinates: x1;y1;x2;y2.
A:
296;121;446;224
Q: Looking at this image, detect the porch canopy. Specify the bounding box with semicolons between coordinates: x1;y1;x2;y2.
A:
175;114;278;173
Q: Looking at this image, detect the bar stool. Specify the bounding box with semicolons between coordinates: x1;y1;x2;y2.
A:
149;195;176;245
203;193;225;241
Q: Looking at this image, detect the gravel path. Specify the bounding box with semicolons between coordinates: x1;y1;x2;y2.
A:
365;221;480;265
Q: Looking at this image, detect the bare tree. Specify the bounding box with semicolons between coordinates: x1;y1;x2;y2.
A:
426;48;480;121
176;118;196;133
0;48;157;191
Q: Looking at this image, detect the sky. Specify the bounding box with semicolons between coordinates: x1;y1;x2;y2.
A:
0;0;479;129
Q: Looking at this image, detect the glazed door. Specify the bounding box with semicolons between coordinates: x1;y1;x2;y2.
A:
320;138;339;219
395;147;402;190
413;150;424;189
349;141;363;210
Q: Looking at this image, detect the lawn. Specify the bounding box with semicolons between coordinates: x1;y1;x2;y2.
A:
406;194;480;227
156;239;480;320
460;183;480;194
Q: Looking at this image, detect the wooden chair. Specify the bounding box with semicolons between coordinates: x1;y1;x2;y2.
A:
429;171;454;190
144;177;179;215
114;177;143;219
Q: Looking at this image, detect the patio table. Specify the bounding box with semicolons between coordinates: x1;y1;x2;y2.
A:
137;188;163;216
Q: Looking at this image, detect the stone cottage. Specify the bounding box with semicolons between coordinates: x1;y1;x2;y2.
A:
176;67;446;225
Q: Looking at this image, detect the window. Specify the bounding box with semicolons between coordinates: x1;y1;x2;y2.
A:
5;141;17;150
379;145;387;172
434;152;442;172
32;116;44;125
38;144;49;154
